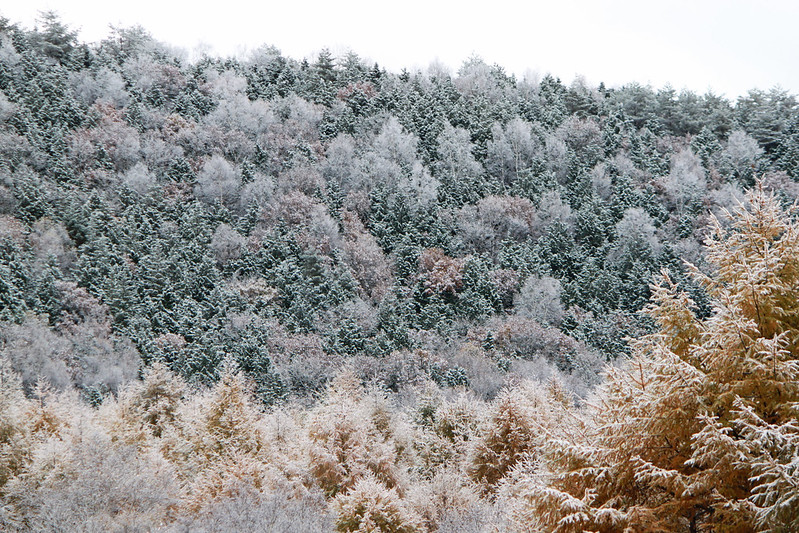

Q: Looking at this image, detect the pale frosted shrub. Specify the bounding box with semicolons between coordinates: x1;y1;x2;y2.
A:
4;386;177;533
29;218;76;272
490;269;519;309
0;90;19;123
228;278;278;305
205;87;276;138
723;129;762;182
301;202;342;254
543;134;568;181
124;54;187;101
275;162;324;196
0;358;28;489
194;155;241;206
484;118;540;184
436;504;507;533
536;190;573;232
661;148;706;212
210;223;245;264
408;469;484;532
54;280;108;326
261;192;341;253
340;210;393;301
333;475;421;533
0;131;39;177
351;349;431;394
5;432;177;533
343;189;372;220
761;170;799;201
591;162;613;200
265;324;343;398
610;206;662;261
434;122;484;190
122;162;157;195
706;181;745;225
1;290;139;394
457;195;539;255
371;116;419;171
141;131;183;175
166;484;333;533
239;174;274;211
62;319;140;394
0;315;72;390
202;69;247;100
514;275;563;327
0;215;25;242
489;316;590;374
68;104;142;172
267;190;320;224
69;67;129;108
323;134;359;191
448;343;507;400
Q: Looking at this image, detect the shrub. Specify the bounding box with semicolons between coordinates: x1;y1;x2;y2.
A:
334;475;421;533
2;395;177;533
167;484;333;533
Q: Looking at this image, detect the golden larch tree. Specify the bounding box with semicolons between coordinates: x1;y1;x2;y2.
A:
518;183;799;532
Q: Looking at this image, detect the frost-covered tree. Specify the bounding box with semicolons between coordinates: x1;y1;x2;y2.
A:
457;195;539;255
195;154;242;206
360;117;439;210
514;275;564;327
519;183;799;532
70;67;130;109
434;122;485;205
723;130;763;186
121;162;157;195
662;148;707;213
485;118;540;185
29;11;77;64
210;223;246;265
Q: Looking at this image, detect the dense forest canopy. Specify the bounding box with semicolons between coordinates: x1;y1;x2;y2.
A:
0;13;798;532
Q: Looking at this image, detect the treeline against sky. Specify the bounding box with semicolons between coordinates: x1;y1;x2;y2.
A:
1;14;797;400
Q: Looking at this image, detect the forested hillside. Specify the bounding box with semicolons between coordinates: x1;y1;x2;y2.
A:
0;13;798;532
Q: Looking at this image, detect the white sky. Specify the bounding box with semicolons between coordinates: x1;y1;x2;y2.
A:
2;1;798;99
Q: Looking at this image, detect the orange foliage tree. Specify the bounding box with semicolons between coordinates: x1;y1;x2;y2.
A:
519;183;799;532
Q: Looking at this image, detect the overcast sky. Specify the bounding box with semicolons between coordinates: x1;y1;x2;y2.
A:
3;1;798;99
